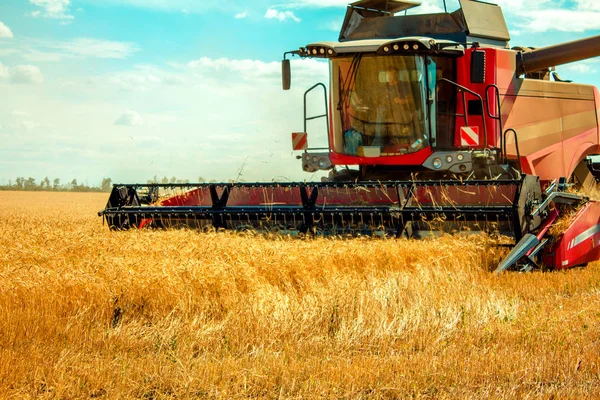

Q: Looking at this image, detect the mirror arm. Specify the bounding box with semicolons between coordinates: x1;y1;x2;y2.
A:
283;50;301;60
282;50;302;91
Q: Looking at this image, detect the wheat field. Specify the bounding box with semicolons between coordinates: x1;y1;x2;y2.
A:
1;191;600;398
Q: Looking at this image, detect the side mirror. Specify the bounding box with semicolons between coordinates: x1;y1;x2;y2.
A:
282;59;291;90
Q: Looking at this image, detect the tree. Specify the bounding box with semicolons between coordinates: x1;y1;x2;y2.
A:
198;176;205;183
101;178;113;192
25;177;36;189
161;176;169;184
42;177;50;190
53;178;60;190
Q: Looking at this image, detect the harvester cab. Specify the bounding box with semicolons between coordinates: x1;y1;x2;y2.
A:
100;0;600;273
284;0;600;184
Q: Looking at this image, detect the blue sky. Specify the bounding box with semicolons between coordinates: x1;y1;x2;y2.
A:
0;0;599;185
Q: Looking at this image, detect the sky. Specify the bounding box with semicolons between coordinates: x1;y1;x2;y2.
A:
1;0;600;185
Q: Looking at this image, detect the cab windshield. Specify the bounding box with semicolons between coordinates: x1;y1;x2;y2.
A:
332;55;429;156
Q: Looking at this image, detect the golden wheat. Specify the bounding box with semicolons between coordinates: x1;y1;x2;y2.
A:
1;191;600;398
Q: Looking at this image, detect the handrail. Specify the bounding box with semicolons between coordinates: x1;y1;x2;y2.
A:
503;128;522;174
437;78;488;148
303;83;330;151
485;84;503;148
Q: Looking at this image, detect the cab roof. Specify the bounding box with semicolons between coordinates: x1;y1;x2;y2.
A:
349;0;421;14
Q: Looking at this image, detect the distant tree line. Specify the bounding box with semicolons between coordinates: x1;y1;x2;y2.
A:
145;176;242;184
0;176;222;192
0;177;114;192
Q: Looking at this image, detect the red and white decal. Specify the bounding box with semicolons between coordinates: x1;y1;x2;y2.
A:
292;132;307;151
567;224;600;250
460;126;480;147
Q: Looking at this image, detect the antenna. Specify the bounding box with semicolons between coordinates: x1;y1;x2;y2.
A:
443;0;447;13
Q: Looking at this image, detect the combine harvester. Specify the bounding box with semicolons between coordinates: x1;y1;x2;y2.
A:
100;0;600;273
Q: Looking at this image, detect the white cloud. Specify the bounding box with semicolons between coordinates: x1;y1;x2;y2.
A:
186;57;285;85
0;22;13;38
11;111;30;117
287;0;347;7
471;0;600;33
574;0;600;12
1;38;139;63
108;65;185;91
51;38;139;59
10;65;44;84
29;0;73;20
0;48;18;57
5;110;41;131
0;63;44;84
21;120;41;130
265;9;301;22
564;60;598;74
322;18;342;31
22;49;65;62
235;11;248;19
524;10;600;32
115;110;144;126
187;56;326;79
75;0;249;14
399;0;600;33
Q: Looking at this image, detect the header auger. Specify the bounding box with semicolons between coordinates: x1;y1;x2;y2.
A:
100;0;600;272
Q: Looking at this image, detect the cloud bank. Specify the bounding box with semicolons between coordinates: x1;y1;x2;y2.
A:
115;110;144;126
29;0;73;20
264;9;301;22
0;63;44;84
0;22;13;38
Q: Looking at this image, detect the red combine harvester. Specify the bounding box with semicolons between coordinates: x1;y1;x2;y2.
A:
100;0;600;272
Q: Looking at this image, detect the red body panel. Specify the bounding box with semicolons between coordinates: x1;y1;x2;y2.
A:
494;49;600;180
544;202;600;269
329;146;433;166
454;48;499;149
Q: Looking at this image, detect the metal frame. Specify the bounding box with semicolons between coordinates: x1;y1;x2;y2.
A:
100;179;524;234
438;78;488;148
303;83;330;151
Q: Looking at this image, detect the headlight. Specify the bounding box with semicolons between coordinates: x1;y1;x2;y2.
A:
446;155;453;163
318;159;328;169
311;156;318;163
457;154;464;161
432;158;443;169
